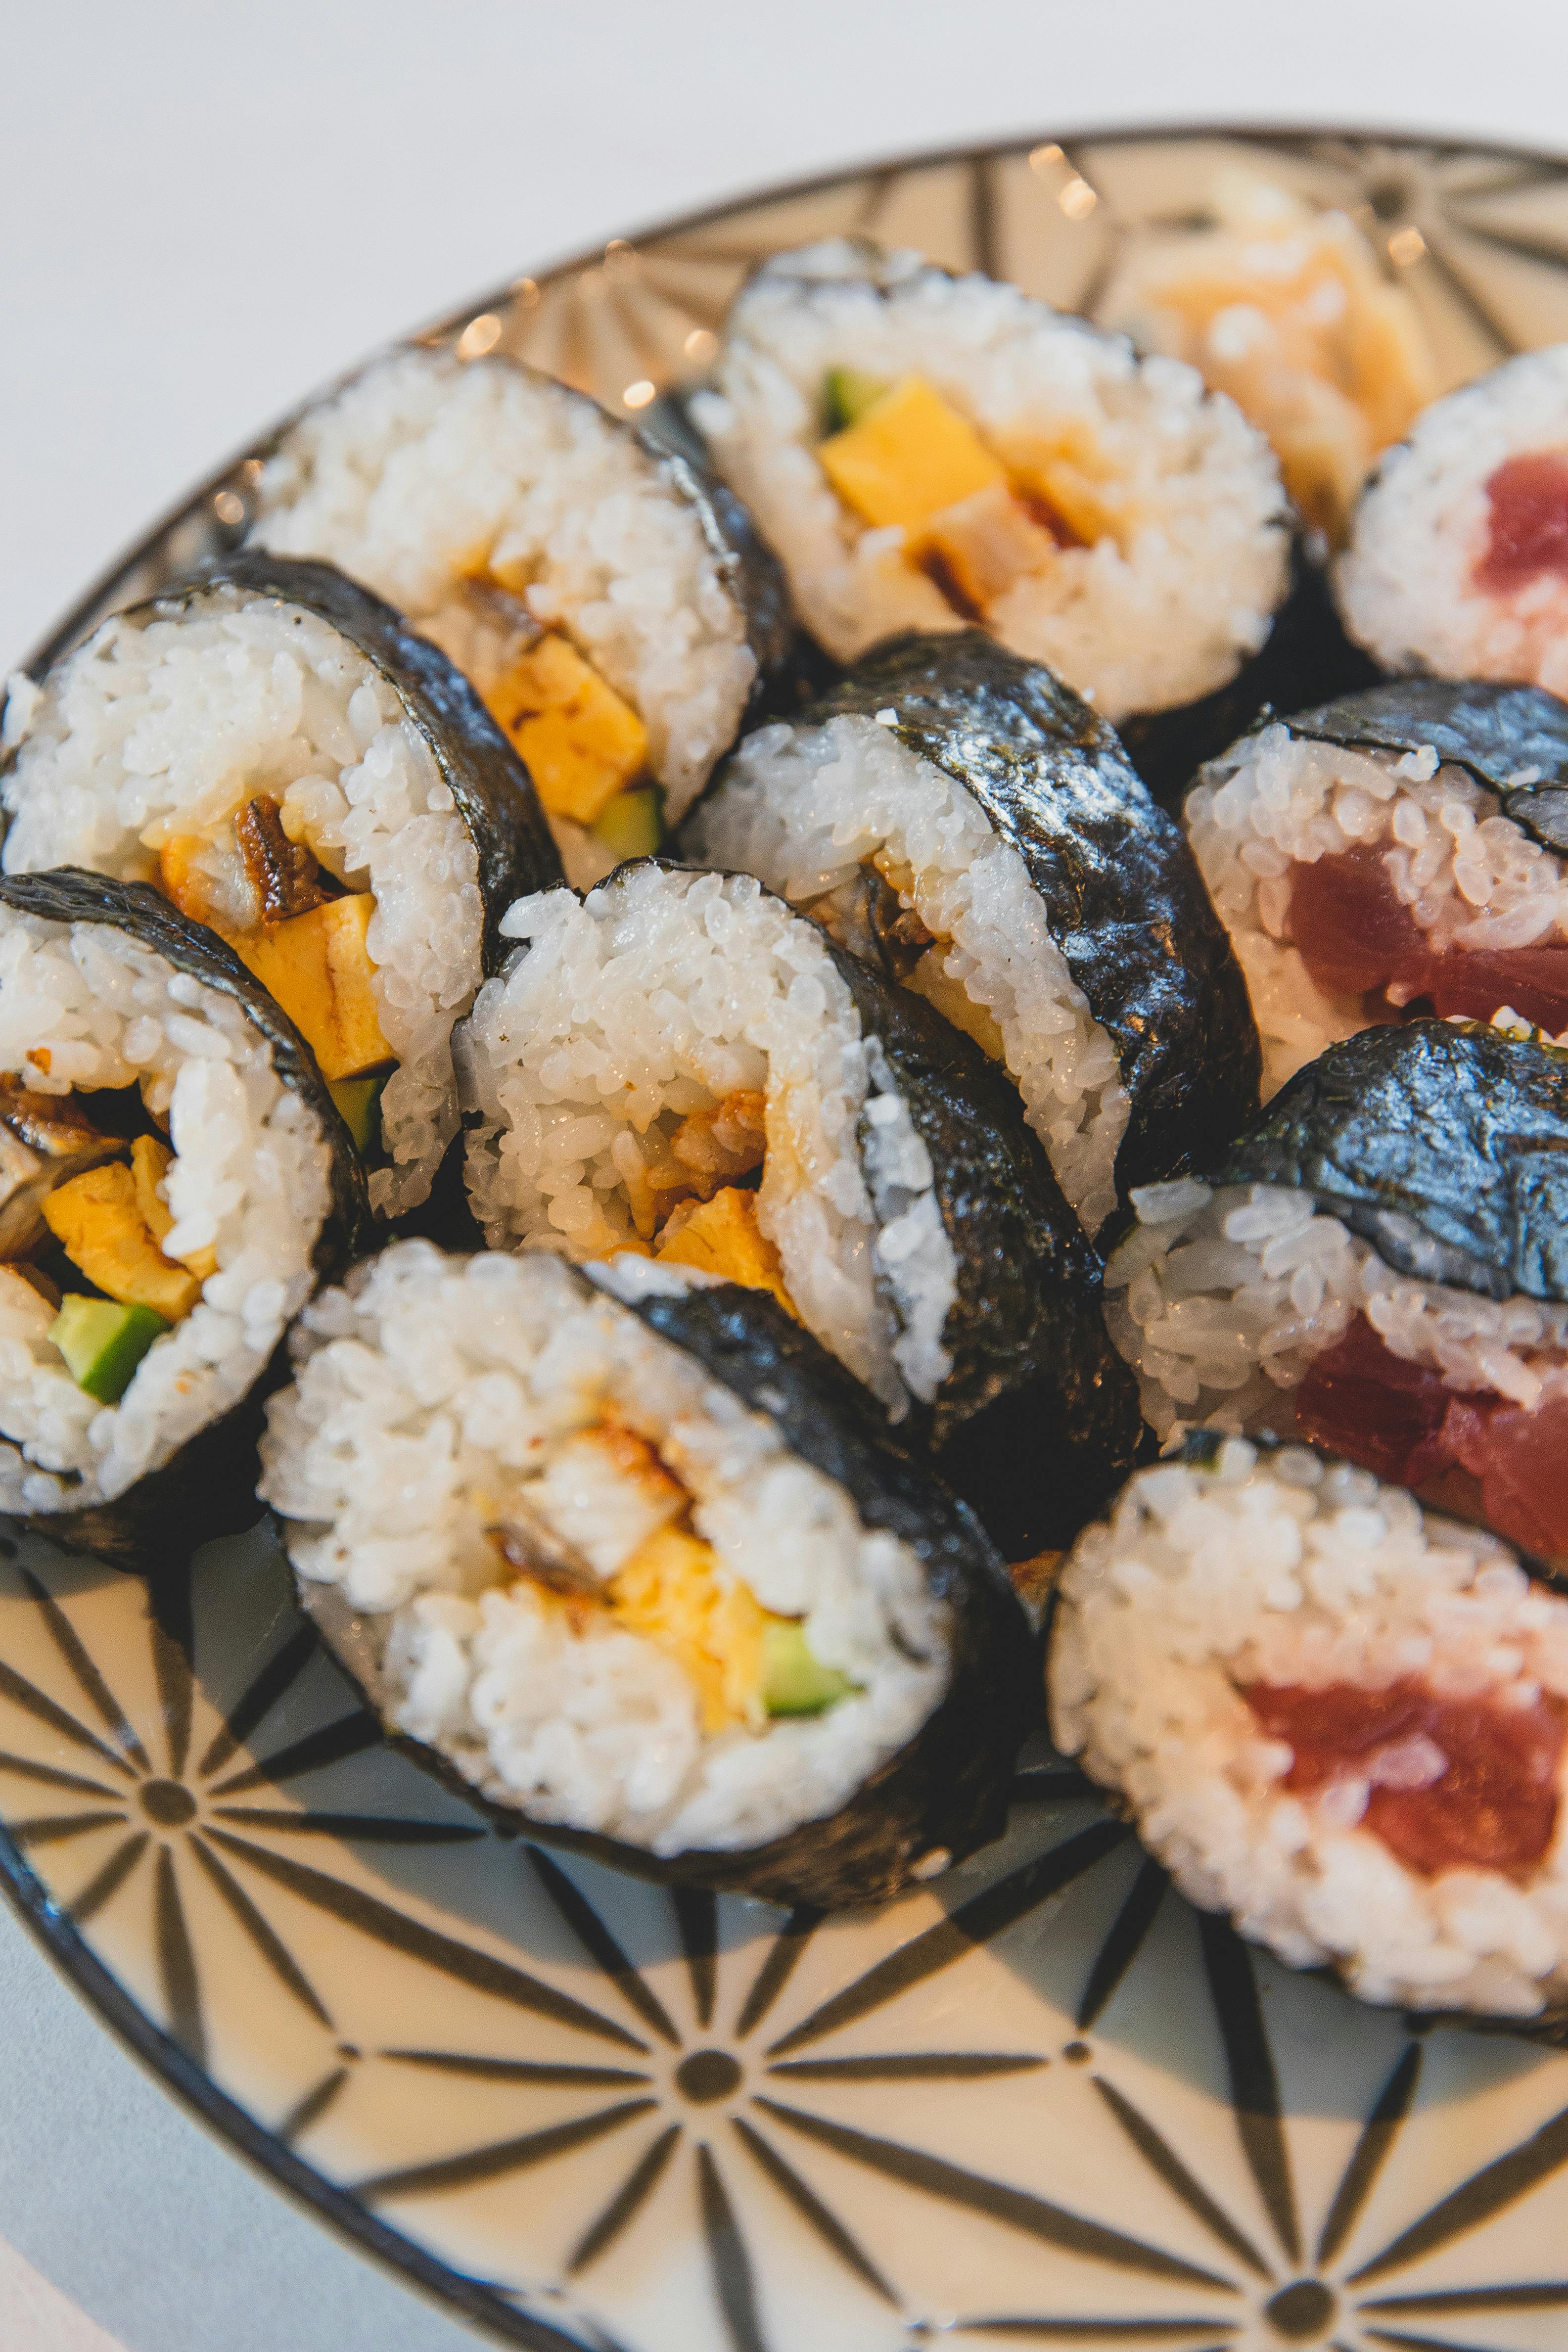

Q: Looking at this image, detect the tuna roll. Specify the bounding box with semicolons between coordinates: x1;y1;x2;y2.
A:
1187;679;1568;1097
691;239;1291;741
247;346;791;887
683;631;1261;1236
1;554;560;1215
1050;1436;1568;2022
1337;345;1568;691
459;859;1143;1551
258;1243;1035;1907
0;872;368;1569
1104;1021;1568;1567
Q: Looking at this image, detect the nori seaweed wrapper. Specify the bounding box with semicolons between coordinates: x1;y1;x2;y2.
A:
1211;1019;1568;1304
1118;551;1379;810
830;944;1148;1556
1284;676;1568;856
0;870;372;1572
171;553;564;975
788;629;1262;1202
303;1265;1036;1910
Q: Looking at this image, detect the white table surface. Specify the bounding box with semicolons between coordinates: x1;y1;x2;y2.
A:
1;1;1564;2341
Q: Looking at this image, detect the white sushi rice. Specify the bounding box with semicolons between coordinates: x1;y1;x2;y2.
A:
0;911;333;1513
1106;1177;1568;1445
686;712;1129;1233
458;862;956;1416
693;240;1290;721
2;586;481;1216
1050;1438;1568;2016
1188;724;1568;1096
258;1243;950;1855
1337;345;1568;688
250;347;760;884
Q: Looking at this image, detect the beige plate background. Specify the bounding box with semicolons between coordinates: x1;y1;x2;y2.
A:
12;127;1568;2352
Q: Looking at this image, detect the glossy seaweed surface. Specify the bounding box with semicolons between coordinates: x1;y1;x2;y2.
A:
803;630;1263;1202
1213;1019;1568;1304
831;946;1147;1556
0;870;372;1570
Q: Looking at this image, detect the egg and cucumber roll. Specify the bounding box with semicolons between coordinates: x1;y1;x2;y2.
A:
0;871;368;1569
260;1244;1035;1907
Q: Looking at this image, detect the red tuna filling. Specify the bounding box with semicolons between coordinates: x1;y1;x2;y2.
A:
1292;1312;1568;1561
1289;847;1568;1036
1476;450;1568;595
1244;1677;1565;1877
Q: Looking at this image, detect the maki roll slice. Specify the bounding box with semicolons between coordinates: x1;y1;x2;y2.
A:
0;871;368;1569
1050;1436;1568;2023
691;239;1291;748
459;859;1143;1554
247;345;791;886
257;1244;1036;1907
1105;1020;1568;1566
1337;345;1568;692
1188;678;1568;1097
683;630;1261;1236
1;553;560;1215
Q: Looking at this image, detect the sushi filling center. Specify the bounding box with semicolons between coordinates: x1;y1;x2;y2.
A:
1477;450;1568;595
1243;1677;1566;1879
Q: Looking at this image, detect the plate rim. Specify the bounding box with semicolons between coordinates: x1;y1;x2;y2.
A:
11;111;1568;2352
22;111;1568;682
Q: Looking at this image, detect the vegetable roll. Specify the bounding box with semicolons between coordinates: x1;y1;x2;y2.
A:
1;554;560;1215
1337;345;1568;691
1096;167;1437;547
683;630;1262;1236
459;858;1143;1550
0;871;368;1569
1104;1021;1568;1566
691;239;1291;736
247;346;791;887
1049;1436;1568;2021
1188;679;1568;1097
258;1244;1035;1906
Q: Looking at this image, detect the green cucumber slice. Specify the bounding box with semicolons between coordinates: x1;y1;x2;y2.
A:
762;1620;857;1717
49;1295;167;1404
326;1068;390;1157
822;367;890;435
589;784;665;864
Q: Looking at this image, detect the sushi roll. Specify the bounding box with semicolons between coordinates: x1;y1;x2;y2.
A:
458;858;1144;1553
1104;1020;1568;1566
0;871;368;1570
258;1243;1036;1907
691;239;1291;744
1187;679;1568;1098
682;630;1262;1237
1337;345;1568;692
247;345;792;887
1;553;560;1215
1049;1435;1568;2022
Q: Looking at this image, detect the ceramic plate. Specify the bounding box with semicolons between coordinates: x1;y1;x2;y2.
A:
12;126;1568;2352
